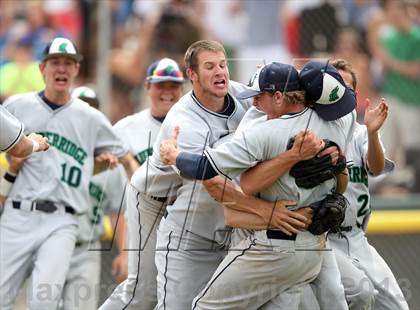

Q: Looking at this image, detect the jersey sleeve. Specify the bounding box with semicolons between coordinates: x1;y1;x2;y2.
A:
93;110;128;157
204;125;265;179
0;104;24;152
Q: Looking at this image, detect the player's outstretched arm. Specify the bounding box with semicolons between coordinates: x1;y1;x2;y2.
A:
203;176;311;235
240;130;326;195
118;152;140;179
8;133;49;158
364;98;388;175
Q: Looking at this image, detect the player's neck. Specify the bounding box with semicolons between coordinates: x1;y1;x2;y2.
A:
194;91;225;112
43;89;71;105
268;104;305;120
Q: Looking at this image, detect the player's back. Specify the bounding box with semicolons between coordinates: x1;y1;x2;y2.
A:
257;108;356;206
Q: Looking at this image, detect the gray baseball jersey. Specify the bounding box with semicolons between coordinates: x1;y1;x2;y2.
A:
100;108;181;310
150;82;253;310
0;104;24;152
134;82;252;243
3;92;128;213
206;109;356;204
193;109;356;309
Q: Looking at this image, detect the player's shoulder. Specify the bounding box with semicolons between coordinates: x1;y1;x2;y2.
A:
72;98;110;122
3;92;38;108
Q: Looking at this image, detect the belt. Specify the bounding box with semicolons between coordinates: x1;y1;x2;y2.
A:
266;230;297;241
12;200;76;215
150;196;169;203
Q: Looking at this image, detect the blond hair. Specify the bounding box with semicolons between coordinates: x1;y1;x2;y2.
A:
283;90;306;105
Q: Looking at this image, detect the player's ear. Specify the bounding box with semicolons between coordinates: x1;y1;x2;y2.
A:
39;62;45;72
186;68;197;82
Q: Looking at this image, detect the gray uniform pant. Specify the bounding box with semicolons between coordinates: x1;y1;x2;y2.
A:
193;231;324;310
61;241;101;310
329;230;409;310
299;240;348;310
99;185;168;310
155;216;227;310
0;201;77;310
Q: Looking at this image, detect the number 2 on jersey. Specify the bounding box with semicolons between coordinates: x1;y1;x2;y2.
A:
60;163;82;187
357;194;370;218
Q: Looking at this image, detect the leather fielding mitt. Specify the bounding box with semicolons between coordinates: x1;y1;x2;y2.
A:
287;138;347;189
307;192;347;235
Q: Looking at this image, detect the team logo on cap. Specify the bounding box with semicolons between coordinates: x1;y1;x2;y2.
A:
318;73;345;105
329;86;339;102
59;42;68;53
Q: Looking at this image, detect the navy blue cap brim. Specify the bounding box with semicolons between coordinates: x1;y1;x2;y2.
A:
312;88;356;121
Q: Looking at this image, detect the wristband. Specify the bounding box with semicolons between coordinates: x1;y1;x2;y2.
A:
0;172;16;196
31;139;40;153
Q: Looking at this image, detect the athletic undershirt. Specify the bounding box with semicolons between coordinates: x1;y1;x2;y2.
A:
38;91;63;110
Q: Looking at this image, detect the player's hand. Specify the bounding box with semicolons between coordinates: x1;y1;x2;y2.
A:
28;133;49;152
112;251;128;283
95;153;119;169
291;130;325;161
160;126;180;165
264;200;312;235
364;98;388;134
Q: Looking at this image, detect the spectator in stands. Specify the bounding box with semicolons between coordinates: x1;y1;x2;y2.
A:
0;37;44;102
332;27;377;121
375;0;420;192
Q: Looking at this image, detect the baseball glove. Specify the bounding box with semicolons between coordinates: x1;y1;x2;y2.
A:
287;138;347;189
307;192;347;235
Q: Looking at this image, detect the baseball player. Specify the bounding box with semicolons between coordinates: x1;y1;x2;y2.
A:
160;60;356;309
58;86;128;309
325;60;409;310
99;57;185;310
0;37;135;309
151;45;329;310
0;104;49;157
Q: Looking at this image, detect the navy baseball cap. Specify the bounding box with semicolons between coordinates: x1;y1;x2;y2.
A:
237;62;300;99
146;58;184;84
42;37;83;63
299;60;356;121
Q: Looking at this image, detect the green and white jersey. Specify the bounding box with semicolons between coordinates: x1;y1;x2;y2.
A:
343;122;393;228
3;92;128;213
77;166;127;243
113;108;162;165
0;104;24;152
205;109;356;206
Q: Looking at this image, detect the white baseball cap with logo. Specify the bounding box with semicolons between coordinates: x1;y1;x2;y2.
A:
42;37;83;63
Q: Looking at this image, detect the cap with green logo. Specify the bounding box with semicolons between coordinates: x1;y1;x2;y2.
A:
299;60;356;121
42;37;83;63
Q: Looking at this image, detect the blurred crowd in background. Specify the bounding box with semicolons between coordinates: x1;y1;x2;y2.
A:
1;0;419;194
